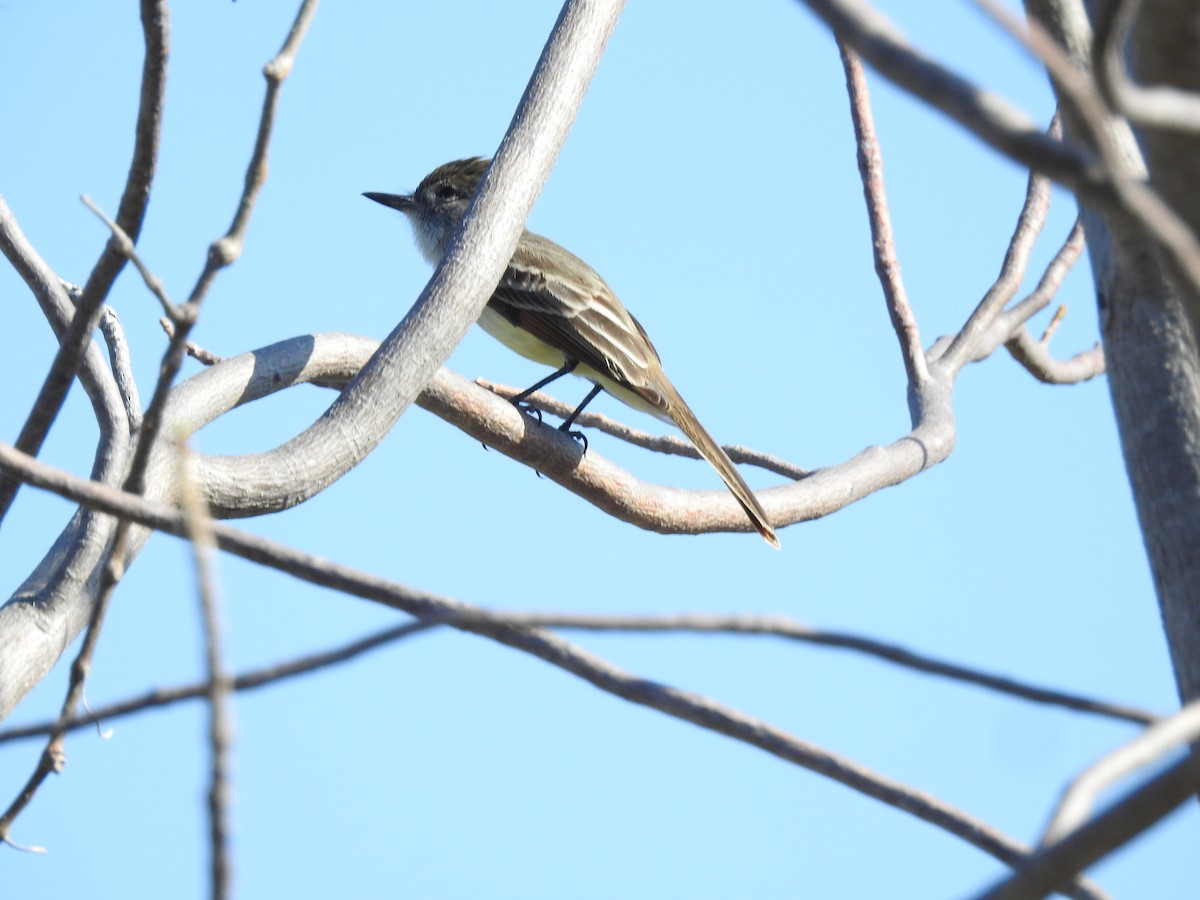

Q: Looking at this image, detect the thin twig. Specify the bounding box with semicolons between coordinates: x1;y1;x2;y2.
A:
83;195;182;320
839;43;928;391
0;0;168;525
188;0;319;304
0;440;1118;895
0;622;435;744
0;609;1155;745
178;446;234;900
504;612;1157;725
98;306;143;429
938;118;1058;373
476;380;809;480
972;0;1200;325
0;2;316;844
1004;219;1087;328
160;318;224;366
1040;306;1068;345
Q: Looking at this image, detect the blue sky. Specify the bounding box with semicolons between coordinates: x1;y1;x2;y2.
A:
1;2;1193;898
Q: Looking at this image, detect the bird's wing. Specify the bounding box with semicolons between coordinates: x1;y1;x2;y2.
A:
491;234;668;409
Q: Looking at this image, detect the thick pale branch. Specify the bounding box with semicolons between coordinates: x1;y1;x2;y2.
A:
153;334;948;537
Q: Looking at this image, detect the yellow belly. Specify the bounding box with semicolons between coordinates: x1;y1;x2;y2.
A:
476;307;671;423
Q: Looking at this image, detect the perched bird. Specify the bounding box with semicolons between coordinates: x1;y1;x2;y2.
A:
364;158;778;548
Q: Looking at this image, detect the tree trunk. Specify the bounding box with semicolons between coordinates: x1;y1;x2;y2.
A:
1029;0;1200;703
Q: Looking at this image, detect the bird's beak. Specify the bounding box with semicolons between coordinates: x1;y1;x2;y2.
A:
362;191;415;213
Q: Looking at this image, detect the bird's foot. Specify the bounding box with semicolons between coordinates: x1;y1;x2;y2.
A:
560;426;588;454
514;400;543;423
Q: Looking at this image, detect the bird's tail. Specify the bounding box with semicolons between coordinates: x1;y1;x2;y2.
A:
663;385;780;549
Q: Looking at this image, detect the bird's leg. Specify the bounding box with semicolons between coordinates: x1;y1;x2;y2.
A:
559;382;603;452
511;361;579;422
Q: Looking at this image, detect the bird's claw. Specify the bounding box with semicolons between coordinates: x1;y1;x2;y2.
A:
562;428;588;453
514;401;543;423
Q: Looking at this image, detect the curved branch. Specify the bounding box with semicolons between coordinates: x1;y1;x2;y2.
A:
186;0;625;519
143;333;950;537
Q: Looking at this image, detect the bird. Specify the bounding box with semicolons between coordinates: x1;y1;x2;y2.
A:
364;157;779;548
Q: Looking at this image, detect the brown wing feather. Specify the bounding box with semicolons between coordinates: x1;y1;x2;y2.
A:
492;233;666;402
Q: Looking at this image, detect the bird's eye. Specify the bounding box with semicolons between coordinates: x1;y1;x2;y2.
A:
434;184;458;201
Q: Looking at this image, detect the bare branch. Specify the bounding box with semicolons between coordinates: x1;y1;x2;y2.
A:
0;203;133;740
1005;331;1105;384
1094;0;1200;133
98;306;143;428
979;0;1200;341
797;0;1103;196
938;120;1057;374
81;195;182;321
801;0;1200;339
0;622;434;744
838;44;928;393
476;379;810;480
0;1;317;841
926;214;1102;384
156;333;932;536
1041;697;1200;845
973;754;1200;900
1004;219;1087;328
188;0;319;304
0;609;1154;745
506;612;1156;725
0;444;1108;893
0;0;168;523
178;449;233;900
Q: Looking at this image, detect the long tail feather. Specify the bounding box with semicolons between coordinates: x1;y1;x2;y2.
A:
663;386;780;549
